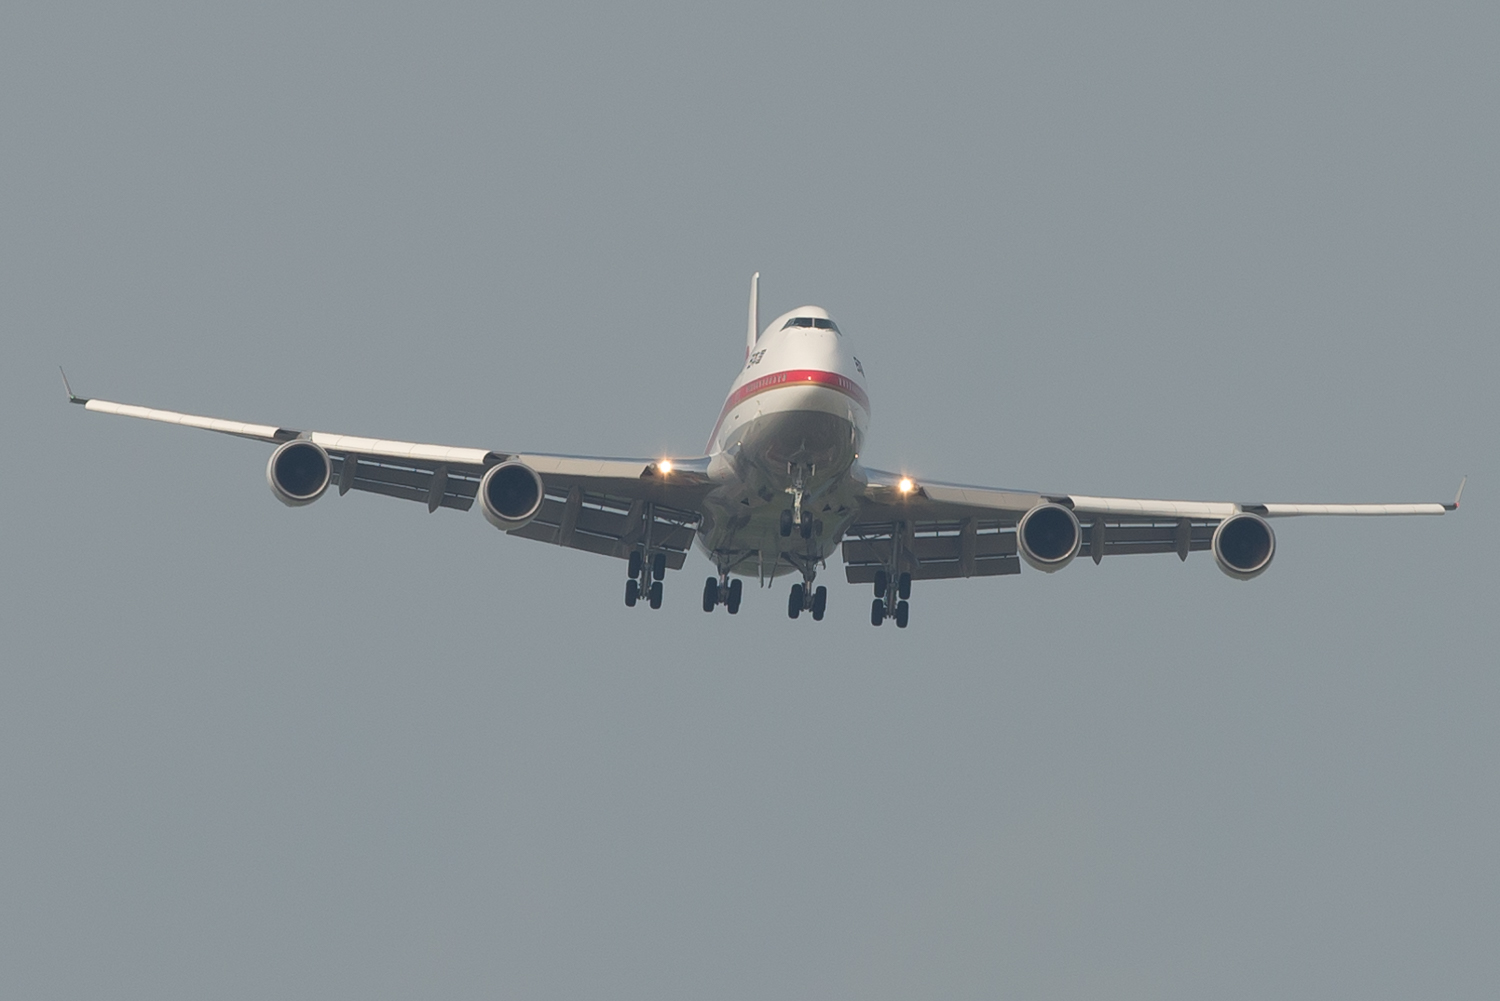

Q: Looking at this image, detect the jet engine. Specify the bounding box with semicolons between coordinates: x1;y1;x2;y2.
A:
1212;512;1276;580
479;460;545;531
266;439;331;507
1017;502;1081;573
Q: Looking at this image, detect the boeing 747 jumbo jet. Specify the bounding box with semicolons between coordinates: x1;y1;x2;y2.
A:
64;275;1462;628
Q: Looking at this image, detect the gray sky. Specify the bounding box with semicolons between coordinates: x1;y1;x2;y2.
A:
3;3;1497;998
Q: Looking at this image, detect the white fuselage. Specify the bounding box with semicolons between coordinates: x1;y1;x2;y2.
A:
696;306;872;581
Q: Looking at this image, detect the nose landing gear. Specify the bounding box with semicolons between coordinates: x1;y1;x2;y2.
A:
780;463;819;539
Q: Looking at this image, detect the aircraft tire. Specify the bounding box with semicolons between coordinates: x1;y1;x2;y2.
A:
898;573;912;600
628;550;642;579
788;583;803;619
625;578;639;607
703;577;718;613
727;578;742;614
870;598;884;626
652;553;667;581
873;570;887;598
811;586;827;621
895;600;910;629
649;580;663;610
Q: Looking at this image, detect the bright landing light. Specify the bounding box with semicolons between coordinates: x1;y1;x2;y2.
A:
898;477;914;494
659;460;673;474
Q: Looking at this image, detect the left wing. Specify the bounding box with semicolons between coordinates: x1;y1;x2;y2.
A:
66;379;713;570
844;465;1460;583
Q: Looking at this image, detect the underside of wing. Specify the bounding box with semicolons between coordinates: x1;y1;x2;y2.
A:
848;465;1458;583
70;385;713;567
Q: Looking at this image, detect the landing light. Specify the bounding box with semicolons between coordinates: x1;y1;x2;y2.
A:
898;477;914;494
659;460;673;475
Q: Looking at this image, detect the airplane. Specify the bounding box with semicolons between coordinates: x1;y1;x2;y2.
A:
63;274;1462;628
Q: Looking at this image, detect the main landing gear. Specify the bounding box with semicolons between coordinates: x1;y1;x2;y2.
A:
869;569;911;628
702;573;743;614
787;577;828;621
625;549;666;610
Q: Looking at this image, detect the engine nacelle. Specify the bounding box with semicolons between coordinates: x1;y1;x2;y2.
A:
266;439;331;507
1017;502;1081;573
1212;512;1276;580
479;460;545;531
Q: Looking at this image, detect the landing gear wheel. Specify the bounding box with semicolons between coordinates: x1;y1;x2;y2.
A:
895;600;910;628
779;509;794;537
727;578;742;614
799;512;813;539
788;583;804;619
628;550;642;579
811;585;827;621
649;580;663;610
898;572;912;600
870;598;885;626
625;578;639;607
702;576;718;613
873;570;888;598
652;553;667;581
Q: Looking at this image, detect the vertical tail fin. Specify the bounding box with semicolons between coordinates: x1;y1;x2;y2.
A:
746;272;760;359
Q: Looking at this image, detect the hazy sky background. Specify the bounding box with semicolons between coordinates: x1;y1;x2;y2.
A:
3;3;1497;998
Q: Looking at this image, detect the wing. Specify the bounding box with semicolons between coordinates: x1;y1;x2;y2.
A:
66;383;713;570
844;465;1461;584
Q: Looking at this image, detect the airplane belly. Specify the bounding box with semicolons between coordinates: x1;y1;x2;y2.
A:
696;396;865;580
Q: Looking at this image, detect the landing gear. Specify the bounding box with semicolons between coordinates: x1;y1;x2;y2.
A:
780;508;817;539
787;578;828;621
870;571;913;628
781;462;821;540
625;548;669;610
703;574;743;614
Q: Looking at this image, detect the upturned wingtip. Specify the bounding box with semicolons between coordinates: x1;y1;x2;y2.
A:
59;367;88;405
1448;475;1467;511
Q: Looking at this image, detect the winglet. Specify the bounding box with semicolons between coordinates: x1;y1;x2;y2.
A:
60;367;88;405
1446;475;1467;511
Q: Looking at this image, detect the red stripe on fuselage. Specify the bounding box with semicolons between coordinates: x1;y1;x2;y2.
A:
706;369;869;451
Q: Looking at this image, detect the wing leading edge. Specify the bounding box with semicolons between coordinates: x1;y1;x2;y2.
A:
66;381;713;567
847;466;1460;583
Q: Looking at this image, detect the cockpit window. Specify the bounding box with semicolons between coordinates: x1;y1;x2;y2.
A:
781;317;841;334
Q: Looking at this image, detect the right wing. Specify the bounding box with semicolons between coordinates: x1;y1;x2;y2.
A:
844;466;1459;583
69;384;714;570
